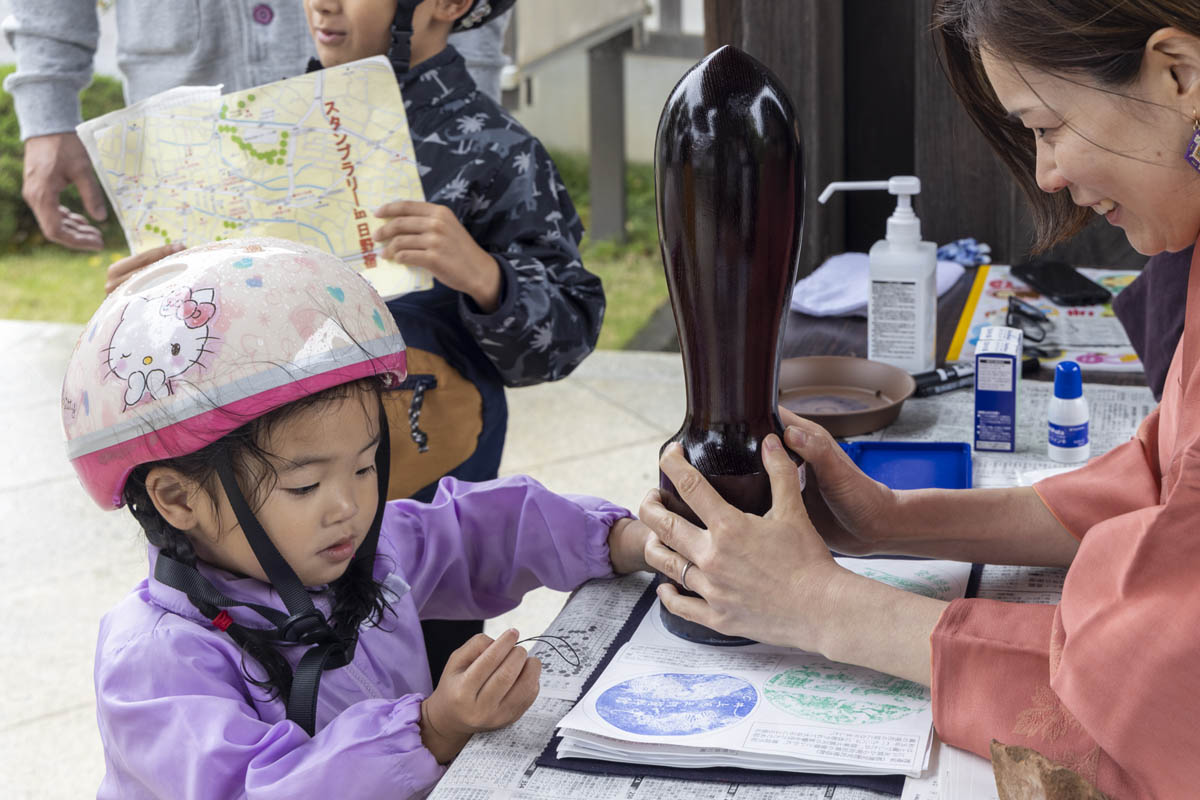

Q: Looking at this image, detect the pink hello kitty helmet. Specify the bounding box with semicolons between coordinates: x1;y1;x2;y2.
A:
62;238;407;509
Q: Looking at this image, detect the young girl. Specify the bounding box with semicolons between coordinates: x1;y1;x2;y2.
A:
63;237;651;799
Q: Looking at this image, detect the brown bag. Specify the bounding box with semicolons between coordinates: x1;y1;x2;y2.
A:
381;346;483;500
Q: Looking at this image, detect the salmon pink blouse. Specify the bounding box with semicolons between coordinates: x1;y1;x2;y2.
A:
931;239;1200;799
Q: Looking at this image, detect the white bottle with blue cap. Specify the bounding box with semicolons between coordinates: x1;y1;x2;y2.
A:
1047;361;1090;463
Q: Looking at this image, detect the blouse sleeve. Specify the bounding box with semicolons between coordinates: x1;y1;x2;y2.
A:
95;624;442;799
381;474;631;620
1031;406;1161;539
931;422;1200;799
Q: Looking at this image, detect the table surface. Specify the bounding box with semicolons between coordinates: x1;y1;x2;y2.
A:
781;266;1146;387
430;274;1149;799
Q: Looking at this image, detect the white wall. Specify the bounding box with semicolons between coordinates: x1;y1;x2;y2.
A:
511;0;704;164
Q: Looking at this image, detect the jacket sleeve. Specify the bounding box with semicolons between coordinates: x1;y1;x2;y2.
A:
2;0;99;139
95;626;443;800
382;475;630;620
455;140;605;387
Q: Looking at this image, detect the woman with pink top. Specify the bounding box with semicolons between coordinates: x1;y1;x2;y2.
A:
641;2;1200;796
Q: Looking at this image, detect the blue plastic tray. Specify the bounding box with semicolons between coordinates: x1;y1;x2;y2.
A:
840;441;973;490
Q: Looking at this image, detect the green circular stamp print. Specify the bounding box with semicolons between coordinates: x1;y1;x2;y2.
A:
764;662;930;725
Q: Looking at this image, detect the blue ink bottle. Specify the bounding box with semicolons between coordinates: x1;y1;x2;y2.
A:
1048;361;1089;463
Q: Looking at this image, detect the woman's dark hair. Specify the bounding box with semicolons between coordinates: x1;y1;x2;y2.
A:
933;0;1200;250
123;377;392;700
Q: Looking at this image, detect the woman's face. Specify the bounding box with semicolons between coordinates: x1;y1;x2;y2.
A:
980;47;1200;255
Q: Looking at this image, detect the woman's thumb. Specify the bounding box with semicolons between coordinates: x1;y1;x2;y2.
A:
782;417;837;468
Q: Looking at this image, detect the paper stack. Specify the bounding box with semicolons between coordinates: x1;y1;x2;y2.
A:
556;558;973;778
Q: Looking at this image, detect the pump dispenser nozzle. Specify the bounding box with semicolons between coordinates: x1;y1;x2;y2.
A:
818;176;922;245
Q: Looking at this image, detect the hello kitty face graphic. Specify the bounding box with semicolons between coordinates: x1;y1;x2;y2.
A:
104;287;217;409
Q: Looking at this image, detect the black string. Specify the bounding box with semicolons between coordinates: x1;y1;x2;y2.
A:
517;635;581;669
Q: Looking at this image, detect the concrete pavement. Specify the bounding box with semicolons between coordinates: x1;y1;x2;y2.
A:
0;319;685;799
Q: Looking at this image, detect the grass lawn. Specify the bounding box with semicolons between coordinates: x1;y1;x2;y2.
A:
0;249;111;324
0;152;668;350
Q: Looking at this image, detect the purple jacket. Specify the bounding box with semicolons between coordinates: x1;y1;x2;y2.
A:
94;476;628;799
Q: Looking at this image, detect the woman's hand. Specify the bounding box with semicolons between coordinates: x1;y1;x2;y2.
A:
641;435;847;651
419;629;541;763
780;409;897;556
105;242;186;295
374;200;502;312
642;434;949;683
606;517;653;574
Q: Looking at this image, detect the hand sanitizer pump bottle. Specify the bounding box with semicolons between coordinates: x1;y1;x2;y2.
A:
819;176;938;374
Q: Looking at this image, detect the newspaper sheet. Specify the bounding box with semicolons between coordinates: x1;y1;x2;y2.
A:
847;380;1156;487
945;264;1142;372
77;55;430;299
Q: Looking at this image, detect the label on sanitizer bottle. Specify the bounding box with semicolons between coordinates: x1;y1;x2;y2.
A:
1048;421;1089;448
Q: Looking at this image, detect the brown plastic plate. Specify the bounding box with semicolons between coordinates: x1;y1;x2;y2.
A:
778;356;916;437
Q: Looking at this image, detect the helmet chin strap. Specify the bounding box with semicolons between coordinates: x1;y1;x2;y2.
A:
153;401;392;736
387;0;423;76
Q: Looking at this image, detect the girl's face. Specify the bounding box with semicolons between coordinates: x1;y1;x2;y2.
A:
980;46;1200;255
191;388;382;587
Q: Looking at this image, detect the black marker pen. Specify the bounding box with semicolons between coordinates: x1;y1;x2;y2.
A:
912;364;974;397
919;374;975;396
914;356;1040;397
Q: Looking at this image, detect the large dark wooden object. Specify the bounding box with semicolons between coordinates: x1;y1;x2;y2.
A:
655;46;804;644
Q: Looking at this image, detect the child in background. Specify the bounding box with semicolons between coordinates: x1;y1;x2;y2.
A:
306;0;606;681
69;239;649;799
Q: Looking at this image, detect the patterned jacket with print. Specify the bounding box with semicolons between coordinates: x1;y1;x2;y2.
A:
398;44;603;387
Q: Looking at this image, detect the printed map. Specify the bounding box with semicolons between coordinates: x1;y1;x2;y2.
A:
78;56;430;298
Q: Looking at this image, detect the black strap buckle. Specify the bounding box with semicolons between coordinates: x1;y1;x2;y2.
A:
279;609;337;645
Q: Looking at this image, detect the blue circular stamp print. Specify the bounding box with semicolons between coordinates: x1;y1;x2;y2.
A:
594;673;758;736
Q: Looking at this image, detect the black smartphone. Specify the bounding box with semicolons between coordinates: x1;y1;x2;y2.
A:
1011;259;1112;306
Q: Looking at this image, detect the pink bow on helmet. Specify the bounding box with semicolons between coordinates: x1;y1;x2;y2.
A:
161;287;217;329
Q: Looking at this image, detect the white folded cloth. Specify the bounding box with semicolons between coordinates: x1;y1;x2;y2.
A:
790;252;966;317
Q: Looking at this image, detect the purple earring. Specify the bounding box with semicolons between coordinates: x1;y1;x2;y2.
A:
1187;109;1200;174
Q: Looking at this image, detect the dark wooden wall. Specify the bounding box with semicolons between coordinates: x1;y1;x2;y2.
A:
703;0;844;280
704;0;1146;277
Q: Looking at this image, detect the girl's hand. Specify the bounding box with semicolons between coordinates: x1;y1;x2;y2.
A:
641;435;846;651
374;200;502;312
105;242;186;295
419;629;541;763
779;409;898;555
606;517;653;574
